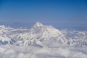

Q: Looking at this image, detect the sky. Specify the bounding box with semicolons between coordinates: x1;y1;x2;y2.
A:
0;0;87;30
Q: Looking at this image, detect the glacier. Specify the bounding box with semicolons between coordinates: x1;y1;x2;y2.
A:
0;22;87;58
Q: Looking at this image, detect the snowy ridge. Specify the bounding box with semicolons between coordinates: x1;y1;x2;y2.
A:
0;22;87;47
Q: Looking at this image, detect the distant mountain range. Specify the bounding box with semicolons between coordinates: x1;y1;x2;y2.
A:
0;22;87;47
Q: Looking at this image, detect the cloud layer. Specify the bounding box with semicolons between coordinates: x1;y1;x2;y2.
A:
0;45;87;58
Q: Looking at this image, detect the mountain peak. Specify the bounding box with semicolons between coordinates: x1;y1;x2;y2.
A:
34;22;43;27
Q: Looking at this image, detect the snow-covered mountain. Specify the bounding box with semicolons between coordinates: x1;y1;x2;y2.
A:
0;22;87;47
1;22;87;58
61;29;87;47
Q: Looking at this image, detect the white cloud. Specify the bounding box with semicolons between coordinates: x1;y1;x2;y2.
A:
0;45;87;58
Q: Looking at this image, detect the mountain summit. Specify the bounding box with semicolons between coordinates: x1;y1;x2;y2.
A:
34;22;43;27
24;22;67;47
